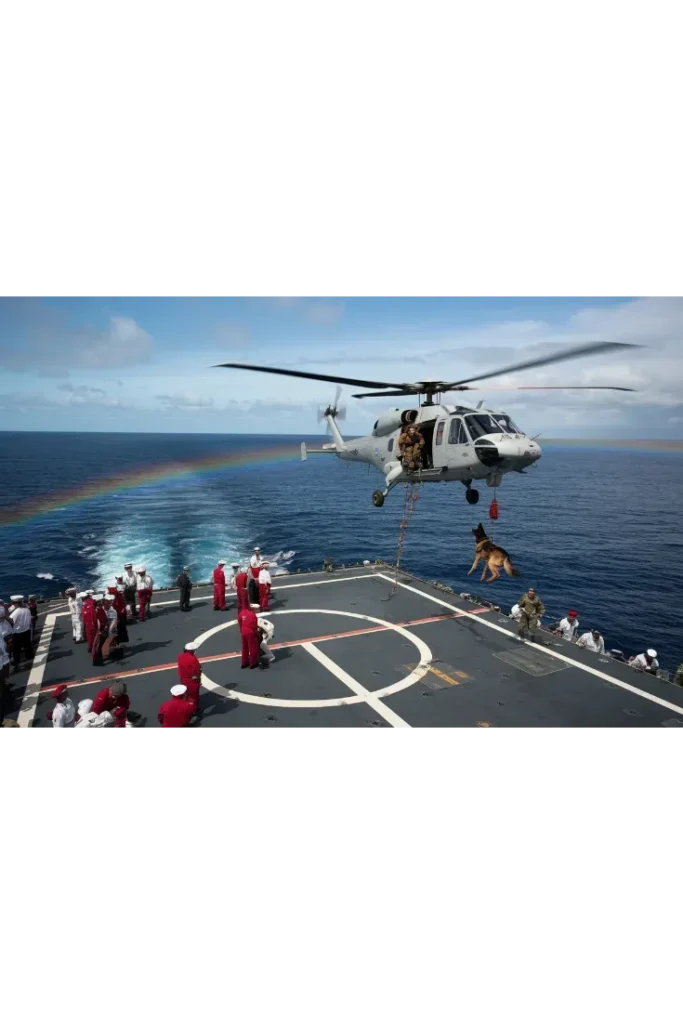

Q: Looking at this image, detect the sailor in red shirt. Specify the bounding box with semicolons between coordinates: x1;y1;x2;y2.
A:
91;595;109;666
109;585;129;643
158;683;195;727
82;591;97;653
213;559;226;611
92;680;130;715
238;606;260;668
177;641;202;714
258;562;272;612
235;569;249;611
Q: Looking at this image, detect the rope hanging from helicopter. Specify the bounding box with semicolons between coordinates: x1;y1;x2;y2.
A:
387;479;422;597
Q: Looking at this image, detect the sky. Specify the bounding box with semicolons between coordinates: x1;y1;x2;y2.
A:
1;296;682;438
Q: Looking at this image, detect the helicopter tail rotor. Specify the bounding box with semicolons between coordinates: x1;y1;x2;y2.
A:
317;385;346;423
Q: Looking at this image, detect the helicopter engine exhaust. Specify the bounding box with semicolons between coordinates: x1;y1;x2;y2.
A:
372;408;418;437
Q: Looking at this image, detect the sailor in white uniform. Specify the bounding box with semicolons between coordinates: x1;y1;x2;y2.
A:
556;610;580;641
66;587;83;642
257;616;276;665
74;698;121;727
51;684;76;727
629;649;659;674
577;629;605;655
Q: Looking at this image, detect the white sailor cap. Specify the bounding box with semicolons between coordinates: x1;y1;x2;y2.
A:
136;565;146;572
77;592;88;599
253;546;260;551
10;594;24;602
171;684;187;696
218;559;226;565
184;642;199;651
232;562;240;567
123;562;133;568
114;573;123;580
94;592;106;601
183;566;190;571
647;649;657;658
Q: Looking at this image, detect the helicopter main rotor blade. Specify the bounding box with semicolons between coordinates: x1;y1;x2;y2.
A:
352;389;418;398
462;384;637;392
214;362;406;391
445;341;639;389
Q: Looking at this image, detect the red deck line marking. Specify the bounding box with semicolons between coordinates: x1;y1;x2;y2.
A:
39;606;491;693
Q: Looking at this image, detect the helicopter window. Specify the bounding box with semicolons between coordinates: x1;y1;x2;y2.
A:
388;438;394;452
464;414;501;439
448;417;467;444
495;414;520;433
435;421;444;445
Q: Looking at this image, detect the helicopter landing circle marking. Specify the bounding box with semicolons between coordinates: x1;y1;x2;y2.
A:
192;608;433;709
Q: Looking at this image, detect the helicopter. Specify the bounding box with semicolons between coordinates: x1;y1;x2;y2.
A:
216;340;637;507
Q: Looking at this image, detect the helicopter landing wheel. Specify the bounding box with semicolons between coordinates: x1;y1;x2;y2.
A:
372;490;385;508
466;487;480;505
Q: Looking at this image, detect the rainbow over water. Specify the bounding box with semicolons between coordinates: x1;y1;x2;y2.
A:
0;442;301;529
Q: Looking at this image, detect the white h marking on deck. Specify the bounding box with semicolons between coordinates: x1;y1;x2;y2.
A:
301;642;410;728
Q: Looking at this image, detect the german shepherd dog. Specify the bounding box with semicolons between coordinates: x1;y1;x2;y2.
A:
468;523;520;582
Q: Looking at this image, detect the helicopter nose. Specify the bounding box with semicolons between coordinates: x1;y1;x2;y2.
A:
474;435;542;467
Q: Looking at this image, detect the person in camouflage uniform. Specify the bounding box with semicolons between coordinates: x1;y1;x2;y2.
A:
398;424;425;471
517;587;545;640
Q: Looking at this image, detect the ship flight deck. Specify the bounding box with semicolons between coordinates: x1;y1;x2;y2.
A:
9;565;683;728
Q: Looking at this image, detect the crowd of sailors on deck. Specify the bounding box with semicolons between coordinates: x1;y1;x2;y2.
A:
509;593;663;676
0;547;277;726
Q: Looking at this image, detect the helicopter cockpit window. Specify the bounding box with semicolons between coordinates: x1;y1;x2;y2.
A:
494;414;520;433
435;421;444;445
464;414;502;439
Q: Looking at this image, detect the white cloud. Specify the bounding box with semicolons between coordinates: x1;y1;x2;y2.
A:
305;300;345;325
155;392;216;412
0;300;154;375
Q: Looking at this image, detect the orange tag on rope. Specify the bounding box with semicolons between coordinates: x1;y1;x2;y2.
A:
489;498;499;520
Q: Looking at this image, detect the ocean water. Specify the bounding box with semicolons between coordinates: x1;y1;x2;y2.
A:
0;432;681;671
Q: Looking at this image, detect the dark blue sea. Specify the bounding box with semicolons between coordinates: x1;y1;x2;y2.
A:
1;432;681;671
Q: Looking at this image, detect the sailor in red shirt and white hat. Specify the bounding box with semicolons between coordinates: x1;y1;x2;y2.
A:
91;595;109;666
177;641;202;715
110;581;129;643
234;566;249;612
238;605;261;669
213;559;227;611
82;591;97;653
158;684;196;727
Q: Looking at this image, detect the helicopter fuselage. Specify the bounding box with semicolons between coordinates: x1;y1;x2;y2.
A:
308;402;542;506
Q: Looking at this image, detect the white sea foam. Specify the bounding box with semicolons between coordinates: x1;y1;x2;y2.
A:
36;572;55;580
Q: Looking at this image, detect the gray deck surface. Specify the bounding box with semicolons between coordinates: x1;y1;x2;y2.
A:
8;566;683;727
